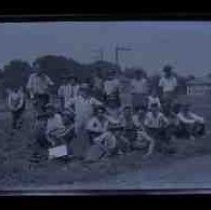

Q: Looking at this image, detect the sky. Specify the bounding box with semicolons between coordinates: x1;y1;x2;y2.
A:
1;21;211;76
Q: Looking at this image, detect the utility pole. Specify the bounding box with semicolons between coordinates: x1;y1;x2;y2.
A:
115;45;132;68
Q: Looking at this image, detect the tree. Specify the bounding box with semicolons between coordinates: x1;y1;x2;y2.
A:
33;55;71;86
3;60;32;91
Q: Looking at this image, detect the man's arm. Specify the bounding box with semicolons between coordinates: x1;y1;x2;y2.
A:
190;113;205;124
177;113;195;124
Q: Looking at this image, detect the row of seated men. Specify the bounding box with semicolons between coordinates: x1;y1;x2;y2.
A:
34;85;205;161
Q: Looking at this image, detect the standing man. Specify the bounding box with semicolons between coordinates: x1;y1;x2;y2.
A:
26;63;54;115
7;86;26;130
158;65;178;106
131;69;148;109
119;75;133;107
58;74;79;109
66;85;102;136
93;70;105;101
104;70;120;100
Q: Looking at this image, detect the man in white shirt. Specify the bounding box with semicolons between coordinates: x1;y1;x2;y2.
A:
177;103;205;140
144;103;170;152
119;76;133;107
93;70;105;101
105;94;122;122
7;86;25;129
104;70;120;98
45;104;74;148
58;74;79;109
119;105;137;146
66;85;103;135
132;106;155;157
26;63;54;114
158;65;177;105
86;105;110;145
131;70;148;108
85;121;129;162
147;90;161;111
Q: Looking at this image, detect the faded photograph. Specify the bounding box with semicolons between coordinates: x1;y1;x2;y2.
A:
0;21;210;192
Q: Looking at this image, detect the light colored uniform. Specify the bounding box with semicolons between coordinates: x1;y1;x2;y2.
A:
93;131;117;152
58;84;79;108
144;111;169;129
8;89;24;111
104;79;120;96
66;95;102;133
45;113;66;144
131;78;148;107
119;79;133;106
159;76;177;103
159;76;177;93
132;114;154;153
26;73;54;97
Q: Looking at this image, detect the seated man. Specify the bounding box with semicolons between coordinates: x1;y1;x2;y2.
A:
85;121;130;162
85;105;110;145
105;94;122;122
147;90;161;111
144;103;170;152
45;104;74;149
132;105;147;130
177;103;205;140
132;106;155;157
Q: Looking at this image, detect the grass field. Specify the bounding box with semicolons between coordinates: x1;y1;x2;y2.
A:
0;95;211;189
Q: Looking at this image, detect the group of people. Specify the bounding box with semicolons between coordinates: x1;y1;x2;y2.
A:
6;63;206;161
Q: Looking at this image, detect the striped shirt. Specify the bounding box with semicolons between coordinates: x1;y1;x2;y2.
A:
144;111;169;128
58;84;79;107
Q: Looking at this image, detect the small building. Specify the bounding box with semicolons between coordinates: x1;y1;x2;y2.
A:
187;77;211;96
